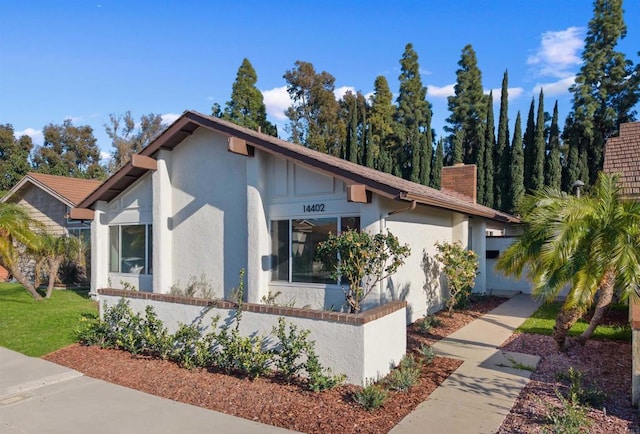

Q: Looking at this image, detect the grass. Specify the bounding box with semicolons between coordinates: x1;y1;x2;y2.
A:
0;282;98;357
517;301;631;341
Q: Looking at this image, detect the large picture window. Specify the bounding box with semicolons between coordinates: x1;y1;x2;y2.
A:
109;224;152;274
271;216;359;284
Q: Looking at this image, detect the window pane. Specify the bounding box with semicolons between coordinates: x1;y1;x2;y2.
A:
291;218;336;284
109;226;119;273
271;220;289;281
121;225;146;274
341;216;360;233
147;225;153;275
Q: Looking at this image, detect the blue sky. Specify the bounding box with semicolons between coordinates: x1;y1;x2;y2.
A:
1;1;639;161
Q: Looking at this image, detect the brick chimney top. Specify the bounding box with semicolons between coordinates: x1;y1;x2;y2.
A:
441;164;477;203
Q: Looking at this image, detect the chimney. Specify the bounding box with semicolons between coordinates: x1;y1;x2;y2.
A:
441;163;477;203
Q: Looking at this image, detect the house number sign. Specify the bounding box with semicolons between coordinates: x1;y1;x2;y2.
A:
303;203;326;213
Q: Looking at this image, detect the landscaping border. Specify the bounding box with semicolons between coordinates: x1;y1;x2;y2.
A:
98;288;407;386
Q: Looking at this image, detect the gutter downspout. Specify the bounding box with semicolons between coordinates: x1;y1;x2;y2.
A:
378;199;417;304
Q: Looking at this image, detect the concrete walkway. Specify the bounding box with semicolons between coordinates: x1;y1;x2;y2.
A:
391;293;542;434
0;347;295;433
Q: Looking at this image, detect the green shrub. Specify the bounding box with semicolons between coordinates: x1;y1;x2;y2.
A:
556;367;606;408
386;354;422;392
271;318;312;381
170;321;214;369
542;390;591;434
434;241;479;314
304;350;345;392
418;344;435;364
353;379;388;411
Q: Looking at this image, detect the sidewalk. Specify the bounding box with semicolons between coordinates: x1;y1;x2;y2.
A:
390;293;542;434
0;347;295;434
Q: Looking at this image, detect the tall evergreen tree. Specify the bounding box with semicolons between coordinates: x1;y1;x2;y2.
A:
564;0;639;186
393;43;431;183
446;45;486;201
494;70;510;211
284;61;345;156
214;58;277;136
0;125;32;192
430;137;444;189
369;76;395;172
509;112;524;213
523;98;536;191
484;92;495;207
531;89;546;192
346;93;358;163
545;101;562;190
419;113;433;186
452;129;464;165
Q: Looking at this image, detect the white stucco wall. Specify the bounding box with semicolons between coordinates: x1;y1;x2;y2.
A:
99;293;406;386
486;236;533;293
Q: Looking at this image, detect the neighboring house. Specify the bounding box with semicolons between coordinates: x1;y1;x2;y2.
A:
1;172;102;281
603;122;640;199
73;110;518;323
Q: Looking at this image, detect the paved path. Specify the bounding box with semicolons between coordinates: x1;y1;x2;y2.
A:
0;347;295;434
391;293;542;434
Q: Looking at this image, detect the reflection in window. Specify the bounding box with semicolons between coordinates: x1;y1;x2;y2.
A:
271;216;359;283
109;225;152;274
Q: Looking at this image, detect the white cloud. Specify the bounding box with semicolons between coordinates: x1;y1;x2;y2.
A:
532;76;576;97
528;27;583;78
161;113;180;125
262;86;291;121
334;86;356;100
427;84;455;98
100;151;112;162
15;128;43;145
486;87;525;102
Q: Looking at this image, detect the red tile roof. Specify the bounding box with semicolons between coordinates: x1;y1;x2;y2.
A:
603;122;640;198
78;110;518;223
3;173;103;206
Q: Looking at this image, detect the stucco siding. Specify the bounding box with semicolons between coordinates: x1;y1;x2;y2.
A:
169;128;248;299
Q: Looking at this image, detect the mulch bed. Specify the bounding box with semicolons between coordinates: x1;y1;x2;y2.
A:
44;296;507;434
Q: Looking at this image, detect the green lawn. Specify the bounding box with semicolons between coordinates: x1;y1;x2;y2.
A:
517;301;631;341
0;282;98;357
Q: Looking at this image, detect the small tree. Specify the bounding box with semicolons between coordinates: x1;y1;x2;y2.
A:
36;233;81;298
434;241;479;316
317;229;410;313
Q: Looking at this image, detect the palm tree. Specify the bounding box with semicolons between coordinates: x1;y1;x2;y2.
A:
37;233;81;298
496;173;640;349
0;203;43;300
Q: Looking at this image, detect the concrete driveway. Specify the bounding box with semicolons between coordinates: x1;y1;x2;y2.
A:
0;347;294;433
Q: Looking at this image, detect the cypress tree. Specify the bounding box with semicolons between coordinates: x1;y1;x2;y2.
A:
430;137;444;189
452;129;464;165
369;76;395;172
523;98;536;191
509;112;524;213
545;101;562;190
531;89;546;191
347;95;358;163
419;112;433;186
494;71;510;211
483;92;495;207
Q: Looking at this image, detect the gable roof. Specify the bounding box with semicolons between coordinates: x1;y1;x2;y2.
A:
603;122;640;198
1;172;103;207
78;110;518;223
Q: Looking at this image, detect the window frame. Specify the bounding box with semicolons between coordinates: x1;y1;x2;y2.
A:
108;224;152;275
270;215;360;284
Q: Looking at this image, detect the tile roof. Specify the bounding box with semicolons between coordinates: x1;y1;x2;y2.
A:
78;110;518;223
2;172;103;206
603;122;640;198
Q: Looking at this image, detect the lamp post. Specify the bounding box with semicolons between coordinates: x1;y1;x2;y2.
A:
572;180;585;198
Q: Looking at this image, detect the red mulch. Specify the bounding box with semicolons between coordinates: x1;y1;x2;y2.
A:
44;296;507;434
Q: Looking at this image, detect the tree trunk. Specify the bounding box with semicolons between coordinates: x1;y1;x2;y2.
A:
9;262;42;301
553;305;583;350
45;258;63;298
577;269;616;344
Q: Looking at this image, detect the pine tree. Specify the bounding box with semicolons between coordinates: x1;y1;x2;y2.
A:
216;58;277;136
446;45;486;201
509;112;524;213
369;76;395;172
531;89;546;192
430;138;444;189
494;70;510;211
523;98;536;191
545;101;562;190
394;43;431;182
483;92;495;207
564;0;639;186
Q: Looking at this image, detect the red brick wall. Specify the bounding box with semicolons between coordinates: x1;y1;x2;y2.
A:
441;164;477;203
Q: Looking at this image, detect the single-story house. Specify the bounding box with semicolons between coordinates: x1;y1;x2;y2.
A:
1;172;102;281
603;121;640;199
74;110;518;323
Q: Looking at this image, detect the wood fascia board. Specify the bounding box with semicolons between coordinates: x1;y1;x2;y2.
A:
131;154;157;170
68;208;95;221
